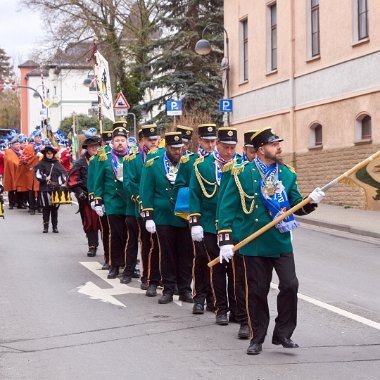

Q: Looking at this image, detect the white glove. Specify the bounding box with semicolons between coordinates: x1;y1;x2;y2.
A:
90;200;96;210
191;225;204;242
309;187;325;204
94;205;104;217
219;245;234;263
145;219;156;234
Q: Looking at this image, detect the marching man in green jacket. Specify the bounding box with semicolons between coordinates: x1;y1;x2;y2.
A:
217;127;325;355
140;132;194;305
188;127;242;327
174;124;218;314
93;123;130;279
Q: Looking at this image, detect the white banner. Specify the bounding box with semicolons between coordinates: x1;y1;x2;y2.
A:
94;51;115;122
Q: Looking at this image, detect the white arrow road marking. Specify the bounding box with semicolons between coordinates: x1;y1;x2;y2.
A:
78;262;183;307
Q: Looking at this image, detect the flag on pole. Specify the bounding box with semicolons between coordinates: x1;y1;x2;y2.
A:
94;51;115;122
341;153;380;210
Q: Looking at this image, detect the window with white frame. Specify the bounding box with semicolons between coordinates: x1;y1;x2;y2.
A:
353;0;369;43
240;18;248;82
355;113;372;142
266;2;277;72
309;123;323;148
311;0;320;57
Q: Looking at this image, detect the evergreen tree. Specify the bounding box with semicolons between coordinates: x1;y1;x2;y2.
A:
0;47;19;129
140;0;224;126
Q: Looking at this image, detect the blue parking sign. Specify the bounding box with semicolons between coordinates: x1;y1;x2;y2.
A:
219;99;233;113
167;99;183;116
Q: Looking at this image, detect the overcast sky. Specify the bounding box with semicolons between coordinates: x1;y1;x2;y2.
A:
0;1;44;70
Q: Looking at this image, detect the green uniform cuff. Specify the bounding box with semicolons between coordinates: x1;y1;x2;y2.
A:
218;230;233;246
188;213;201;227
142;209;154;221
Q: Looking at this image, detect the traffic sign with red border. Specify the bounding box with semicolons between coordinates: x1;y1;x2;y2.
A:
113;92;130;109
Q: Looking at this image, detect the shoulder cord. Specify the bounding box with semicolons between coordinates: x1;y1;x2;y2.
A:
194;164;217;199
234;172;255;215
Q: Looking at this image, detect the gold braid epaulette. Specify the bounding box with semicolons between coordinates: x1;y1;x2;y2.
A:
233;163;255;214
97;147;108;162
128;153;137;161
180;153;193;164
222;159;236;173
194;156;217;198
146;156;159;168
285;164;296;174
148;147;158;155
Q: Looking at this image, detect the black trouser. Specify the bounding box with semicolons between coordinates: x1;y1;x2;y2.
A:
204;232;238;317
8;191;17;207
42;205;59;227
137;218;160;286
28;190;39;211
99;215;110;264
123;216;139;276
232;252;248;324
156;225;193;296
192;239;213;305
107;215;127;267
243;253;299;344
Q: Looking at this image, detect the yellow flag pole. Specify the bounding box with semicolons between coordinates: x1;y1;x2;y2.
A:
208;150;380;268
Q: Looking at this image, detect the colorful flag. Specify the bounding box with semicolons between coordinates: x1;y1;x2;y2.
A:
94;51;115;122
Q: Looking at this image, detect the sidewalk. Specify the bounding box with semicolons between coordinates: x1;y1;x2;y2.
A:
295;203;380;240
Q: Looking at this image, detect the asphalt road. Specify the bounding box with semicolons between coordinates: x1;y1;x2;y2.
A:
0;206;379;380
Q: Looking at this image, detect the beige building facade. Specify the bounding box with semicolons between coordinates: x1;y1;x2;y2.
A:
225;0;380;209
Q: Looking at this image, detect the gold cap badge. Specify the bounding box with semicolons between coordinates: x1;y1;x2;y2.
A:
174;135;179;141
227;130;233;136
150;127;155;132
207;127;213;132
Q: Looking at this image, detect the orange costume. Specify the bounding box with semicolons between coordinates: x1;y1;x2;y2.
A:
3;148;20;192
17;143;41;192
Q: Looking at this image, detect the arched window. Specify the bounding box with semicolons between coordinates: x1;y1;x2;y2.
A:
309;123;322;148
355;113;372;142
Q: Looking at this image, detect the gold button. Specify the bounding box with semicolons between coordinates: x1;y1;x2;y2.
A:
255;193;258;195
255;205;259;208
254;180;257;183
255;218;258;222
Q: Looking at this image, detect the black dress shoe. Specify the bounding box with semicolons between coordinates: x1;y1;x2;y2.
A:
120;274;132;284
146;284;157;297
9;205;14;210
101;263;110;270
179;292;193;303
87;246;97;257
158;293;173;304
131;268;140;278
192;303;204;314
272;336;299;348
246;341;262;355
238;324;250;340
107;266;119;279
52;227;59;233
29;209;36;215
215;314;229;326
140;282;148;290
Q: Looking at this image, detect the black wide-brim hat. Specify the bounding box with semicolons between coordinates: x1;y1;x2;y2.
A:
41;145;57;154
165;132;184;148
141;124;159;140
218;127;238;144
176;125;193;142
251;127;283;150
198;123;217;140
244;130;258;147
83;136;101;148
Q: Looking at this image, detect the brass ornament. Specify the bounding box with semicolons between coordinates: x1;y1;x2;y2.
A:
227;130;233;136
150;127;155;132
174;135;179;141
207;127;213;132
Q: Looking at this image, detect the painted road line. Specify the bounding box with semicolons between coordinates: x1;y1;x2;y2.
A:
271;283;380;331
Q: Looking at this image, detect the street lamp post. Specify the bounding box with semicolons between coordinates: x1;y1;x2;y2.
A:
195;23;230;125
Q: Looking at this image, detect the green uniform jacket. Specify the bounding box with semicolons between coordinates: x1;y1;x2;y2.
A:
87;145;111;198
218;162;312;257
140;155;187;227
125;151;145;218
122;156;136;216
189;154;241;234
93;148;127;216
